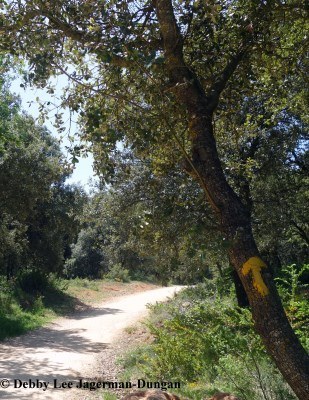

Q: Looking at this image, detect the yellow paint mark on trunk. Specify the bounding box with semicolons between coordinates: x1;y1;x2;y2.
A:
242;256;269;296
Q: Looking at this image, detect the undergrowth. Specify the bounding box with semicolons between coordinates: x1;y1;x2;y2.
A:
0;274;53;340
120;265;308;400
0;271;109;340
0;269;156;341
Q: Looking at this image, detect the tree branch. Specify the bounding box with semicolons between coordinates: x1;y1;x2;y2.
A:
153;0;189;83
206;48;248;113
1;4;134;69
291;220;309;245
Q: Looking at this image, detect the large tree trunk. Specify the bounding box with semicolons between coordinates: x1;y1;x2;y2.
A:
154;1;309;398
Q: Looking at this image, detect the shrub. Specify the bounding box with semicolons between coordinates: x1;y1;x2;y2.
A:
275;264;309;349
16;268;49;294
105;263;131;282
64;228;107;279
0;276;14;314
125;280;298;400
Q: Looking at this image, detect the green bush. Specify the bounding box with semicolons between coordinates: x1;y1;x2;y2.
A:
0;276;48;340
105;263;131;283
0;277;15;315
145;299;259;382
64;228;107;279
275;264;309;349
16;268;49;294
124;280;298;400
31;295;45;314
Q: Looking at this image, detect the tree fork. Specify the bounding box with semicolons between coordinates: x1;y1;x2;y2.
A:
155;0;309;398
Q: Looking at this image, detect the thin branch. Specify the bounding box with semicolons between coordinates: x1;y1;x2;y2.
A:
206;47;248;113
55;63;149;112
291;220;309;245
164;120;221;215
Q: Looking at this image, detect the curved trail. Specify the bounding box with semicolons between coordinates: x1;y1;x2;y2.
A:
0;286;183;400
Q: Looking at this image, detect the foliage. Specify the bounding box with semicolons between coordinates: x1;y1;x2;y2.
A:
1;0;307;284
64;227;107;279
0;56;20;150
16;268;50;294
105;263;131;283
63;142;307;292
0;275;51;340
73;154;225;285
0;72;86;279
25;182;87;275
215;105;308;270
122;280;305;400
276;264;308;303
0;0;306;179
275;264;309;348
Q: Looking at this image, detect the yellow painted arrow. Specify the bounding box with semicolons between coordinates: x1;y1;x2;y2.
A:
242;256;269;296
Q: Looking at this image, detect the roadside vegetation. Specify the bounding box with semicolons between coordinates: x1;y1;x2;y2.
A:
120;266;308;400
0;272;157;341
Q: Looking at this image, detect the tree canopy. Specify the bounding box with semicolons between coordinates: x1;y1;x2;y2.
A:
0;1;308;397
0;66;86;280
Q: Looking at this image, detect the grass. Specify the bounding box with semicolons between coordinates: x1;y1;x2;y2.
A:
0;304;50;340
64;279;158;305
118;281;301;400
102;392;118;400
124;325;138;335
0;276;158;341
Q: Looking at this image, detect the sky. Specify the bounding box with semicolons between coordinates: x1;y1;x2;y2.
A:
10;74;97;191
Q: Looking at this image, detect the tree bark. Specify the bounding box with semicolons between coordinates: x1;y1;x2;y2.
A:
154;1;309;398
232;269;250;308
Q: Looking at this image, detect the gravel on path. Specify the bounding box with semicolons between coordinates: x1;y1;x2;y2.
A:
0;286;183;400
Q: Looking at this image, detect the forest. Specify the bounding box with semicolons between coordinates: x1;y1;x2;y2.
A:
0;1;308;400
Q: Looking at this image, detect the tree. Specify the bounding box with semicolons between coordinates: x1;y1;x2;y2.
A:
1;1;308;396
96;151;222;284
26;181;87;276
0;77;85;278
0;56;20;150
64;227;107;279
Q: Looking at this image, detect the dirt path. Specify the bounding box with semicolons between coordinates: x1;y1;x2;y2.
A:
0;286;183;400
